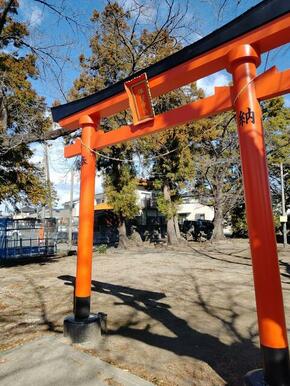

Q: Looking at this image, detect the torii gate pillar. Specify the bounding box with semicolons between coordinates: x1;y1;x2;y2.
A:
64;115;106;343
228;45;290;385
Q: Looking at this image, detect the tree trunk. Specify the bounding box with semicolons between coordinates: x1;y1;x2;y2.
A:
118;219;128;249
130;228;143;246
163;184;178;245
167;218;178;245
212;180;225;240
0;94;8;132
174;215;181;239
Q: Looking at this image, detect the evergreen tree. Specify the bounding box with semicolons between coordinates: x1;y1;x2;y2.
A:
0;0;54;207
143;84;204;244
69;1;195;245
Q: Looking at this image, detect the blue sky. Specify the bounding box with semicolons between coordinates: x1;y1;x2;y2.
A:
18;0;289;106
13;0;290;206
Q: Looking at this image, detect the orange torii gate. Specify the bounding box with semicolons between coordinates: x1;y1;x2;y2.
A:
51;1;290;384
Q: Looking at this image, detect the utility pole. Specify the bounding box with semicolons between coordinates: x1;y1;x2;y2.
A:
280;162;288;248
68;167;74;251
44;142;53;218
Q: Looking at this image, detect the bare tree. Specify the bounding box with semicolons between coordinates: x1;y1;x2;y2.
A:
193;113;243;240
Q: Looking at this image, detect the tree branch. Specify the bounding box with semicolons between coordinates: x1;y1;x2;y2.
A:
0;126;71;153
0;0;15;36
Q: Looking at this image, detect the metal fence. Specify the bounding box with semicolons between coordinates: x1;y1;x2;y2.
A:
0;218;57;260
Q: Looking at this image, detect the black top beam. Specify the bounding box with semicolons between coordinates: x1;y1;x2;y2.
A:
51;0;289;123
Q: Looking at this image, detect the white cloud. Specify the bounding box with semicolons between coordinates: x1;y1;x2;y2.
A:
19;0;44;28
30;139;75;205
197;71;231;96
29;7;43;28
123;0;156;24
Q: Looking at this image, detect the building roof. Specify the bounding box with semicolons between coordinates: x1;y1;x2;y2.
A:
20;206;36;214
94;203;113;211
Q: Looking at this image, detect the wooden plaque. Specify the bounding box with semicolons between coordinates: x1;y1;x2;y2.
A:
125;73;155;125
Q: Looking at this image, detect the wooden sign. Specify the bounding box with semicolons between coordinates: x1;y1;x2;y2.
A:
125;73;155;125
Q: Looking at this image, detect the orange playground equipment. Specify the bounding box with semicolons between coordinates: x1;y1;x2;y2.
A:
51;1;290;384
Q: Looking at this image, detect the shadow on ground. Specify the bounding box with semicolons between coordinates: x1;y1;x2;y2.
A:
188;245;252;267
0;256;59;268
58;274;261;385
0;274;63;344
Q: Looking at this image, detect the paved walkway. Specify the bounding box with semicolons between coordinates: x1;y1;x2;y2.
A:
0;336;154;386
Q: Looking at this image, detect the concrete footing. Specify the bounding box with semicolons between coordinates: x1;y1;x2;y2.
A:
244;370;267;386
64;313;107;344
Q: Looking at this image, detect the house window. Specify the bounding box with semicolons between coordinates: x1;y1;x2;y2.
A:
178;214;189;223
195;213;205;220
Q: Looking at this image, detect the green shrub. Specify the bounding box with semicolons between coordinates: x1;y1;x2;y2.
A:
95;244;107;254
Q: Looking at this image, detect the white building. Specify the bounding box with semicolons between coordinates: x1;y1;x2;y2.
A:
177;196;214;222
62;189;214;224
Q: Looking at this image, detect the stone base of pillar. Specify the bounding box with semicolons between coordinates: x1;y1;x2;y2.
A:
244;367;290;386
244;369;266;386
64;313;107;344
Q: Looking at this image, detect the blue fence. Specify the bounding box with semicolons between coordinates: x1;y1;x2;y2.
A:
0;218;57;260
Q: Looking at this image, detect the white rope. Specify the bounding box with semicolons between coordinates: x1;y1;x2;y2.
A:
77;113;238;165
80;138;191;163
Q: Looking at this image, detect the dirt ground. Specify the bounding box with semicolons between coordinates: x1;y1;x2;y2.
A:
1;240;290;386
